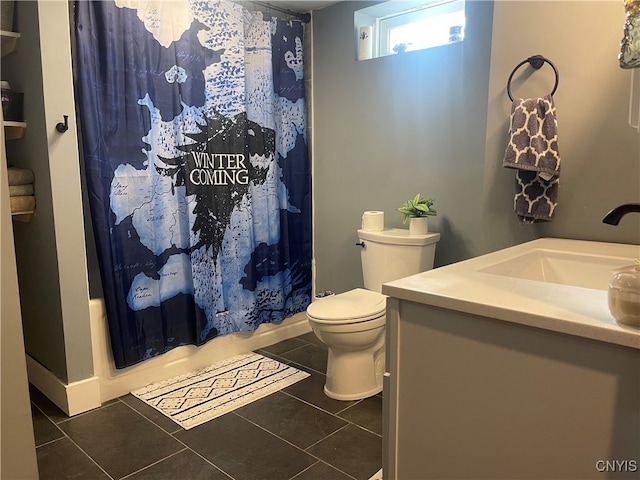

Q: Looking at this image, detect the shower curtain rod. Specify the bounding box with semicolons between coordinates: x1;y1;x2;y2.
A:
251;1;312;23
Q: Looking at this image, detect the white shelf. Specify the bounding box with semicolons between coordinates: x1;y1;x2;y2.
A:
11;211;34;222
1;30;20;57
3;121;26;140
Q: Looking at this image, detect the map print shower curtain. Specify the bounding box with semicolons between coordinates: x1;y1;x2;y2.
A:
75;0;311;368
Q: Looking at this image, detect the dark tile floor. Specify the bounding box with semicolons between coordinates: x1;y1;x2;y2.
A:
30;332;383;480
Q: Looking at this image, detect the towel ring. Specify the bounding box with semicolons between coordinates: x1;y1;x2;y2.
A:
507;55;559;101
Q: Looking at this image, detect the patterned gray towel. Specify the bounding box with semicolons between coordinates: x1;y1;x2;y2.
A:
503;94;560;224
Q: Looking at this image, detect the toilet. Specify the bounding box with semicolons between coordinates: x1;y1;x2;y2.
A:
307;228;440;400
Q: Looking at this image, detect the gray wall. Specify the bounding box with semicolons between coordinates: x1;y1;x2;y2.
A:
312;1;640;295
312;1;495;294
484;1;640;249
5;0;93;384
5;1;68;381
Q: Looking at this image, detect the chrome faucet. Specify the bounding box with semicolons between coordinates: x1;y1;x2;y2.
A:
602;203;640;225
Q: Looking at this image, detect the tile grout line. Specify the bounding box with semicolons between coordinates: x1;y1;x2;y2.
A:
31;401;116;480
119;353;373;480
30;400;68;447
278;380;383;438
302;423;381;480
118;448;188;480
278;388;382;437
32;334;381;480
230;411;358;480
289;459;358;480
116;398;237;480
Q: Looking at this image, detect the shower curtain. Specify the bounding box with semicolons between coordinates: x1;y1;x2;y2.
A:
75;0;311;368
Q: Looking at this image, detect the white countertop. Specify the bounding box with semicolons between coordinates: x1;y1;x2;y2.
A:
382;238;640;349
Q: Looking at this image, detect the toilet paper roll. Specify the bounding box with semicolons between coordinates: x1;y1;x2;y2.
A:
358;26;373;61
362;211;384;231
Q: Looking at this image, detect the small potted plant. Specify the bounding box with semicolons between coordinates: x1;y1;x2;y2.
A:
396;193;437;235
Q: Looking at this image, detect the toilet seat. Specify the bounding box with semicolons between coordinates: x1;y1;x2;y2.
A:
307;288;386;325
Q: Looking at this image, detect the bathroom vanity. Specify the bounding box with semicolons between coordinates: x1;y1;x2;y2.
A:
381;238;640;480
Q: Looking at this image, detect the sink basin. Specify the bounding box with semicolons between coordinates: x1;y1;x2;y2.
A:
382;237;640;349
477;249;635;291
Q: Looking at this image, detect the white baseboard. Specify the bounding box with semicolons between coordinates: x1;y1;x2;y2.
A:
26;356;101;416
90;297;312;403
28;302;312;416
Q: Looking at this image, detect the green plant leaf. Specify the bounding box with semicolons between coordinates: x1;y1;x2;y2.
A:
396;193;437;220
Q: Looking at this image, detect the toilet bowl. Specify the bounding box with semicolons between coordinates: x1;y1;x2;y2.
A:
307;228;440;400
307;288;386;400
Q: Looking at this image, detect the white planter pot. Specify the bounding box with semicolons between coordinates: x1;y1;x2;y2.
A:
409;216;429;235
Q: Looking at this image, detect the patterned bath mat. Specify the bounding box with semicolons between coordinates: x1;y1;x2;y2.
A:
131;352;309;430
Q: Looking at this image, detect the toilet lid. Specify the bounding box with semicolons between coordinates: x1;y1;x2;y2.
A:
307;288;386;323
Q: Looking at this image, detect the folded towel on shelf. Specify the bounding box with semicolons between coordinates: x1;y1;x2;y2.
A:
503;94;561;224
7;166;35;186
9;184;34;196
10;195;35;214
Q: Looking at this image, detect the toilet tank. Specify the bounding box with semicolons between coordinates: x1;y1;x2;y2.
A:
357;228;440;293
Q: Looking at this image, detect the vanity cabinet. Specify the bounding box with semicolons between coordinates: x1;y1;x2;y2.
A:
383;298;640;479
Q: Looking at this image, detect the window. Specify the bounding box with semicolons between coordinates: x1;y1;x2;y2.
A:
355;0;465;60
